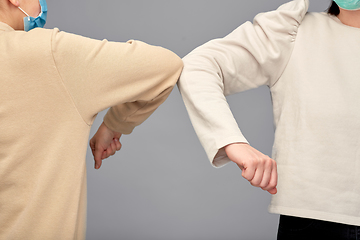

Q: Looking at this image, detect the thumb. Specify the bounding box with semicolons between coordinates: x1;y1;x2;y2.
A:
236;163;245;171
94;146;103;170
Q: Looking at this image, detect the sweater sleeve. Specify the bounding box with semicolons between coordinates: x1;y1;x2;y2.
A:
51;30;183;134
178;0;308;167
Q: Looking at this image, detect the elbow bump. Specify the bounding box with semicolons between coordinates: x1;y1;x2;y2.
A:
169;54;184;75
163;48;183;71
167;57;183;85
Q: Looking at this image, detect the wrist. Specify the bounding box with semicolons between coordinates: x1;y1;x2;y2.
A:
102;122;122;139
224;142;248;150
224;142;249;160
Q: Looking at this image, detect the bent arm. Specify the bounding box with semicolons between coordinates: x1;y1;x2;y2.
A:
51;30;183;133
178;0;308;167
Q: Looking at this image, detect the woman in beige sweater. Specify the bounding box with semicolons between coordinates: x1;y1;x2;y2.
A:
179;0;360;239
0;0;182;239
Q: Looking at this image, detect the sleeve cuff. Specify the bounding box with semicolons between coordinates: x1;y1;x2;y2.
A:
103;110;135;135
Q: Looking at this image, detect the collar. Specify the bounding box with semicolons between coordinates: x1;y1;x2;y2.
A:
0;22;15;32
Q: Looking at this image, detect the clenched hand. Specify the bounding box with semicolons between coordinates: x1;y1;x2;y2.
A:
89;122;122;169
225;143;278;194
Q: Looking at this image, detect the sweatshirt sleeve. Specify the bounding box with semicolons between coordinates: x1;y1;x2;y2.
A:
178;0;308;167
51;30;183;134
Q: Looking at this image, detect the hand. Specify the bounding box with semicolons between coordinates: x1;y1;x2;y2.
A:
89;122;122;169
225;143;277;195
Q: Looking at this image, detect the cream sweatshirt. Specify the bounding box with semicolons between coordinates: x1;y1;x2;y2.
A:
0;22;182;240
179;0;360;226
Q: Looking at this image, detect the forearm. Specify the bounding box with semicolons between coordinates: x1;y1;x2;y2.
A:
178;50;249;167
103;84;176;134
102;42;183;134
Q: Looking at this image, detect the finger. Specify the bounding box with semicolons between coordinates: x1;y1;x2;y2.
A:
266;162;278;195
268;187;277;195
114;138;122;151
94;153;103;170
89;139;94;149
241;165;256;182
262;160;276;189
94;146;104;169
242;167;256;183
110;140;117;153
259;160;273;189
250;163;264;187
101;150;108;160
89;139;96;154
104;143;116;158
109;141;117;155
94;158;103;170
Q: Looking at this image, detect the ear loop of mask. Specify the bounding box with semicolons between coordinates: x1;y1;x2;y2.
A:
18;7;31;21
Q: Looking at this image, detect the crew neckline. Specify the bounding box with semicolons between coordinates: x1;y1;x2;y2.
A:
322;12;360;30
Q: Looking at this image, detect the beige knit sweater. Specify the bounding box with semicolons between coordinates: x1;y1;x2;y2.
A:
0;22;182;240
179;0;360;226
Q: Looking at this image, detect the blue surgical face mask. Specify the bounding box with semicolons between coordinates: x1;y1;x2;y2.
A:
18;0;47;31
334;0;360;10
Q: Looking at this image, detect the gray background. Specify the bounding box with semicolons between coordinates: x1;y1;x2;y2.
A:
46;1;330;239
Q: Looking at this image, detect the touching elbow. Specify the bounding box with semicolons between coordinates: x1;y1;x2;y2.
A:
165;52;184;87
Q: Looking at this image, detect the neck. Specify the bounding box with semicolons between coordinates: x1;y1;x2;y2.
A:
0;1;25;30
337;8;360;28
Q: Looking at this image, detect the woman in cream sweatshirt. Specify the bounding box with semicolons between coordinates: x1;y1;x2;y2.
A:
179;0;360;239
0;0;182;239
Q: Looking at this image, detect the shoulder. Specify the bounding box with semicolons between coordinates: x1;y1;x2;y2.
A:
223;0;309;45
302;12;337;24
0;28;56;57
253;0;309;26
297;12;339;36
227;0;310;43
